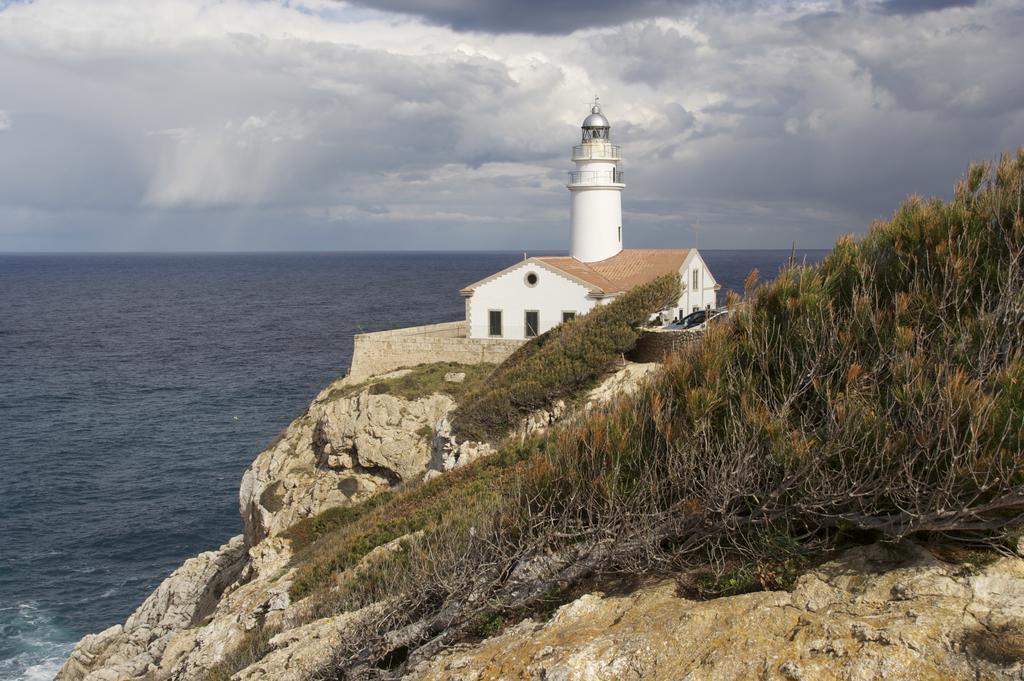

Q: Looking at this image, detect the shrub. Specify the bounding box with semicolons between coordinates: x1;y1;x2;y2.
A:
286;150;1024;679
451;273;681;442
283;443;537;602
522;150;1024;572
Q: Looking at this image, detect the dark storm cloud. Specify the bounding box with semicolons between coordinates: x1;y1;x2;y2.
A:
878;0;978;15
1;0;1023;252
344;0;700;34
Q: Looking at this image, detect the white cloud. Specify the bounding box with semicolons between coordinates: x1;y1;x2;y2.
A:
0;0;1022;251
0;110;10;131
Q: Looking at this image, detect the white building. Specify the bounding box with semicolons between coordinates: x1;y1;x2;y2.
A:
461;99;719;341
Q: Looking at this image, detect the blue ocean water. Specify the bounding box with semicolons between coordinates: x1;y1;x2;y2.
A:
0;250;826;680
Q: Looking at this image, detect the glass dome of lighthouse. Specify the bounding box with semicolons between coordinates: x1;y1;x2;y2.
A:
581;97;610;141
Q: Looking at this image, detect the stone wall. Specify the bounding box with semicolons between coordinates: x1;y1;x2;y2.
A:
349;320;523;380
626;328;702;363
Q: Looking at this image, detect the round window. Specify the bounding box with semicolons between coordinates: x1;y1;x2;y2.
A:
525;272;539;287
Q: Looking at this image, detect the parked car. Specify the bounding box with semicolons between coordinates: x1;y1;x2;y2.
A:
675;309;708;330
685;307;731;332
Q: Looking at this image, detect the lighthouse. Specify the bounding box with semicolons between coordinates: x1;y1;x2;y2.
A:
568;97;625;263
457;98;720;340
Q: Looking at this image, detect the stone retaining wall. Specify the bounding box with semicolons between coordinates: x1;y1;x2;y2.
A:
627;328;703;363
349;321;523;380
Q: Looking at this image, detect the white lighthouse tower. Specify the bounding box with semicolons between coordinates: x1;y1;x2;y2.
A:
568;97;625;263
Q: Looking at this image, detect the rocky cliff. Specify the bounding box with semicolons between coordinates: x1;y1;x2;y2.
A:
57;369;455;681
56;362;1024;681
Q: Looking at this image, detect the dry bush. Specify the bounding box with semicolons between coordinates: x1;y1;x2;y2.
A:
293;151;1024;680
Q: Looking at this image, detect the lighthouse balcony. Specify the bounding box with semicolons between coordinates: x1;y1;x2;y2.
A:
572;143;621;161
568;169;625;186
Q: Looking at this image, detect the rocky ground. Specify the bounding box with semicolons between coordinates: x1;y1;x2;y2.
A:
56;362;1024;681
409;542;1024;681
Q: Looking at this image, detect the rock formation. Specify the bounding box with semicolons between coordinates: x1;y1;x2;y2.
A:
408;542;1024;681
240;370;455;544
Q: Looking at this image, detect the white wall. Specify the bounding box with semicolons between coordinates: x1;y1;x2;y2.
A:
674;250;719;318
466;250;721;338
466;261;598;340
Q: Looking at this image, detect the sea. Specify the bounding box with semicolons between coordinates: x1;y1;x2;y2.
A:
0;250;827;680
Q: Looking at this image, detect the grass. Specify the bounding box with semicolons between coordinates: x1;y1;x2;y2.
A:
320;362;493;404
366;362;493;401
316;149;1024;674
283;442;538;602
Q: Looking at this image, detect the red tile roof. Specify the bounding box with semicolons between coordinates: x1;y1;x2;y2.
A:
537;249;691;293
460;249;692;295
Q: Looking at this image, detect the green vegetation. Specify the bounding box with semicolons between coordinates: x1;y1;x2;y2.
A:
224;150;1024;679
451;274;681;442
366;361;493;401
321;361;492;403
283;443;537;603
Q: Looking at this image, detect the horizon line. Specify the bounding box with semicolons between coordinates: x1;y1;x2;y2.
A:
0;247;833;256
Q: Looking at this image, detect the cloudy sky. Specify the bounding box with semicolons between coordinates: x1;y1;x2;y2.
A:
0;0;1021;251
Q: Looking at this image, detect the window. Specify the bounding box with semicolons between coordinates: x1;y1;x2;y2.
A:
488;310;502;337
692;268;700;291
617;225;622;243
525;310;539;338
524;271;539;287
561;311;576;323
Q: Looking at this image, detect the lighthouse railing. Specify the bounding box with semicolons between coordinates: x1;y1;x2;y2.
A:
572;143;621;161
568;169;625;185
